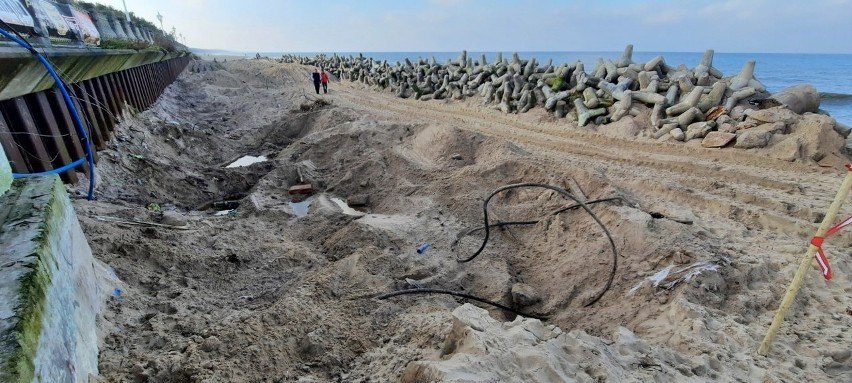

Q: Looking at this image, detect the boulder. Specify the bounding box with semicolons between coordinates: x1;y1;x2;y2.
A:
511;283;542;307
670;128;685;141
718;123;737;133
685;121;714;141
716;115;735;126
701;132;736;148
783;114;844;163
735;129;771;149
744;107;800;125
833;121;851;138
770;84;820;114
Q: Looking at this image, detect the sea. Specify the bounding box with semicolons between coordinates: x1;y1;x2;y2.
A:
245;51;852;126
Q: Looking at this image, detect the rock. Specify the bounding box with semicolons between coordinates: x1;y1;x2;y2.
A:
744;107;800;125
719;123;737;133
784;114;845;163
833;121;851;138
201;336;222;352
716;115;734;126
704;105;726;121
511;283;542;307
701;132;736;148
670;128;685;141
735;129;771;149
771;138;802;161
161;211;188;227
770;84;820;114
730;105;748;120
685;121;714;141
346;194;370;207
450;153;464;160
755;122;787;135
289;184;314;195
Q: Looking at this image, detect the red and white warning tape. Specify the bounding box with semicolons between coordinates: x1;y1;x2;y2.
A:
810;215;852;280
808;163;852;280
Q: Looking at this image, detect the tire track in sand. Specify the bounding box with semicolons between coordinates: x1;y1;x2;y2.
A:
332;83;849;237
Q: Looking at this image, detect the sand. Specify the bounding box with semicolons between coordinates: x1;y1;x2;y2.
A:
73;59;852;382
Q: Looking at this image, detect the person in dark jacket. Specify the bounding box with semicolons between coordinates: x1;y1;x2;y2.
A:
320;70;329;94
311;68;321;94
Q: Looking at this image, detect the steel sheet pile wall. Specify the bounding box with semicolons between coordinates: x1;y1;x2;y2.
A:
0;55;189;182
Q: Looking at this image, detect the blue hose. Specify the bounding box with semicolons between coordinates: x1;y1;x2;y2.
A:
0;27;96;200
12;158;86;178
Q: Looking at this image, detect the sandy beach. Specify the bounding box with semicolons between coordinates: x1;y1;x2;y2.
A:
75;58;852;382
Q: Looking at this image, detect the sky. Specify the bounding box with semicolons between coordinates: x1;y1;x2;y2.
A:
94;0;852;54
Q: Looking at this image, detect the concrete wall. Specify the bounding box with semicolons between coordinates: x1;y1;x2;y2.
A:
0;47;189;101
0;176;104;383
0;144;9;197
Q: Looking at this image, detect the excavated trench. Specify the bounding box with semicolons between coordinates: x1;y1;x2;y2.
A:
68;61;850;382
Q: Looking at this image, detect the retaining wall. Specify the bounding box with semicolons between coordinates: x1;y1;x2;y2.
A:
0;175;105;383
0;50;190;182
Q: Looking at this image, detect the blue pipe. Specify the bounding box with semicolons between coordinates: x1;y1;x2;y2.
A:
0;27;96;200
13;158;85;178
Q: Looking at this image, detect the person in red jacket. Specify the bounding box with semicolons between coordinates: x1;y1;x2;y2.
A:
320;69;329;94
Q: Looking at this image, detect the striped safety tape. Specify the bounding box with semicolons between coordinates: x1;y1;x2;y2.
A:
810;215;852;280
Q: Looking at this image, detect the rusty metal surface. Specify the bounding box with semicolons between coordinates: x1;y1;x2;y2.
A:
0;56;190;180
24;92;77;183
0;97;54;173
46;87;90;174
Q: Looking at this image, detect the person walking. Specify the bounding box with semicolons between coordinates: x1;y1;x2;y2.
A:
320;70;329;94
311;68;321;94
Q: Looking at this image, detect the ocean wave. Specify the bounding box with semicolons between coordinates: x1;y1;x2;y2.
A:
820;92;852;101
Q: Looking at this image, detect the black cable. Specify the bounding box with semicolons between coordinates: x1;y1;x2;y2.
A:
376;288;548;321
455;183;619;307
452;196;622;248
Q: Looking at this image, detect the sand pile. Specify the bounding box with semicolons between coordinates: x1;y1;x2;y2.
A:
74;59;852;382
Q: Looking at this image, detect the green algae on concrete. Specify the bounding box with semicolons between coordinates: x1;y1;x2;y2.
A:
0;175;103;383
0;143;10;197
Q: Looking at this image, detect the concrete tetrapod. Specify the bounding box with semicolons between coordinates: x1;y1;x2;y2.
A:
583;87;600;108
697;81;728;113
612;90;633;121
729;60;766;93
615;44;634;68
667;86;704;116
725;87;756;111
574;98;607;127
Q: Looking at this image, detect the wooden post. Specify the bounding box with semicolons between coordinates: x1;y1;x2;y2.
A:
758;164;852;355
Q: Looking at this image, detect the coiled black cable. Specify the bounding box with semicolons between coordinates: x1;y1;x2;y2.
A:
455;183;619;307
